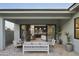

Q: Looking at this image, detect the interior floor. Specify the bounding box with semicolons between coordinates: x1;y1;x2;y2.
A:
31;38;46;42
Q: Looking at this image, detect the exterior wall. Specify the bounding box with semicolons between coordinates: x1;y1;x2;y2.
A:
61;12;79;53
0;17;5;50
61;18;74;45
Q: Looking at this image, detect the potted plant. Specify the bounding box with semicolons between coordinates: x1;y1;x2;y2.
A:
65;32;73;52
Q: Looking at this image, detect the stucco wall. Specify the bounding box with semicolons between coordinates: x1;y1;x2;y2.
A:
61;12;79;53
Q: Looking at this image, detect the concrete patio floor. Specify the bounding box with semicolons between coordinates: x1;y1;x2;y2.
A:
0;44;79;56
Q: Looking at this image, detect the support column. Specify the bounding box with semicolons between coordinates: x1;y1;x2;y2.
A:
0;17;5;50
14;24;20;41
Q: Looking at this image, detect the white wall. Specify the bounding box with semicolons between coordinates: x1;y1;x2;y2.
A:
61;12;79;53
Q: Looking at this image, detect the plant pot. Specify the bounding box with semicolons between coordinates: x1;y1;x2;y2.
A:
56;39;59;44
59;39;62;44
65;44;73;52
56;39;62;44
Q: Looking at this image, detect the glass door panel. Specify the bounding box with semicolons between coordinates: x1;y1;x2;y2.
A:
20;24;31;41
47;25;55;42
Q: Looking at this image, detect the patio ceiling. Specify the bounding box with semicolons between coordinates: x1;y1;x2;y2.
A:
0;3;78;25
0;9;74;25
0;10;74;20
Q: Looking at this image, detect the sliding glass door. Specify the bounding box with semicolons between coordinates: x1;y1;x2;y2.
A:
20;24;56;42
20;24;31;41
47;25;56;42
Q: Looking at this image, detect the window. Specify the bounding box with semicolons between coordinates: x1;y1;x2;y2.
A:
74;17;79;39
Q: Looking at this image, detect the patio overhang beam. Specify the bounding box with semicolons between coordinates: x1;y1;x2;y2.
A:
0;10;74;14
3;16;71;20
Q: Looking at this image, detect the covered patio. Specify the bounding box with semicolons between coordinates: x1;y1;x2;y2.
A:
0;3;79;56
